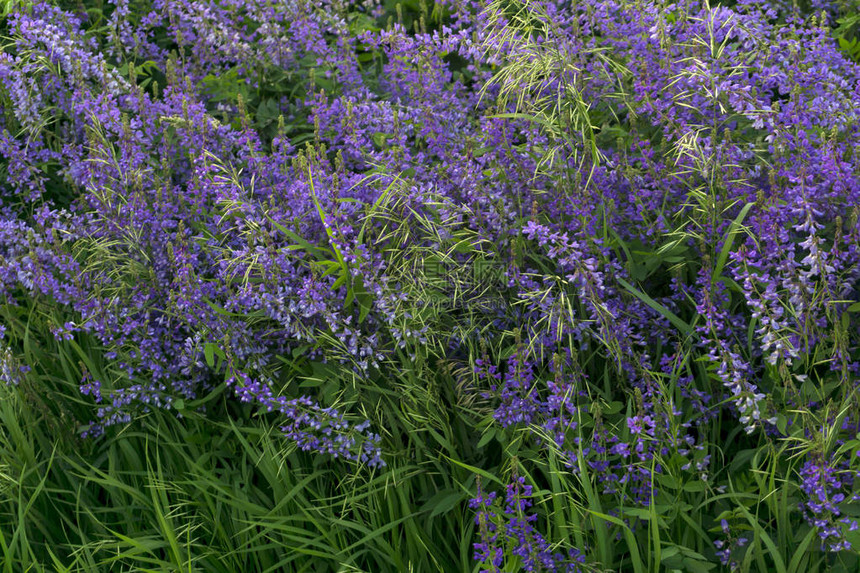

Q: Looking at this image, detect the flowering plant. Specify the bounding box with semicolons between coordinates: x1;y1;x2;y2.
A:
1;0;860;570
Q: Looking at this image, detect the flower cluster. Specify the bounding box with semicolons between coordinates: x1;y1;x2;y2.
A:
470;475;588;573
0;0;859;569
798;454;860;552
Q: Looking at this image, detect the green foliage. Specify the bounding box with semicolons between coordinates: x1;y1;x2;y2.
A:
834;13;860;63
3;1;860;572
0;297;486;572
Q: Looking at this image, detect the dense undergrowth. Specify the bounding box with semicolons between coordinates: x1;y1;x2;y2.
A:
1;0;860;571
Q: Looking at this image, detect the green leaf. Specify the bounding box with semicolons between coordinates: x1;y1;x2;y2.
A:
618;277;692;335
204;342;217;368
787;528;817;573
476;429;496;449
735;502;787;573
682;481;707;493
254;98;280;128
306;168;351;287
682;557;717;573
713;202;754;282
372;132;388;149
267;217;329;260
422;491;464;518
604;401;624;414
587;509;645;573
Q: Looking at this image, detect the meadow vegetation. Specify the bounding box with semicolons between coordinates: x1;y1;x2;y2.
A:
1;0;860;571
